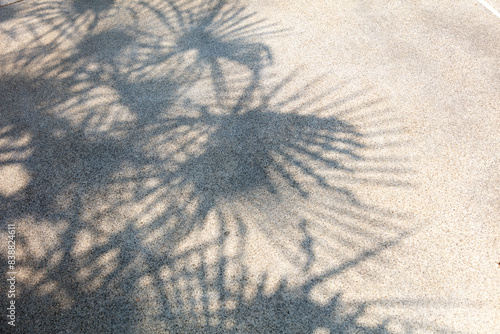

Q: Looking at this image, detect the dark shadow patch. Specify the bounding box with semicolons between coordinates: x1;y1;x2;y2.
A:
0;4;16;22
77;30;135;59
71;0;115;15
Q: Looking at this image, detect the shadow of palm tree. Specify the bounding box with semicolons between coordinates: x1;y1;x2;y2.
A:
0;1;453;333
146;69;411;240
0;68;417;333
47;0;281;130
130;250;464;334
132;0;279;108
17;1;98;41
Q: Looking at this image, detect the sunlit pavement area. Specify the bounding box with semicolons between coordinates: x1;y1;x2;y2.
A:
0;0;499;333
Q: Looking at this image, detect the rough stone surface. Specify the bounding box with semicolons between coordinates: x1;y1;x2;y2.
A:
0;0;498;333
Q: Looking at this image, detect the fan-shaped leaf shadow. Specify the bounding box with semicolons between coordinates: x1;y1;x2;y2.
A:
0;1;465;333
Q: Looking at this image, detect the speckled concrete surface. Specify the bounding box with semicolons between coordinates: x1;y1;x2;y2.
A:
0;0;498;333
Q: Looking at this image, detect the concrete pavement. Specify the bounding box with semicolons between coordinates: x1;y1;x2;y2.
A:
0;0;498;332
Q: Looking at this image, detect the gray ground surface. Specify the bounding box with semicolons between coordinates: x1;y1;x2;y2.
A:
0;0;499;333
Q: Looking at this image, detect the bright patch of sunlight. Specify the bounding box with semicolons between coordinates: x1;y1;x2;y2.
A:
72;229;96;257
0;164;30;197
18;219;69;260
313;328;330;334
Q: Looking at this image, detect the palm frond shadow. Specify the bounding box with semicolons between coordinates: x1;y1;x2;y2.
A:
0;0;116;47
129;69;414;255
37;0;283;129
0;69;422;334
137;250;464;334
132;0;281;108
0;1;456;333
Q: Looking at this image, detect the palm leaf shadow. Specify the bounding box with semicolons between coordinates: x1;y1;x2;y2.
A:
0;1;431;333
134;0;281;108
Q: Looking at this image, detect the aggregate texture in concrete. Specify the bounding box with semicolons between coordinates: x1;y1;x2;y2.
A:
0;0;499;333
